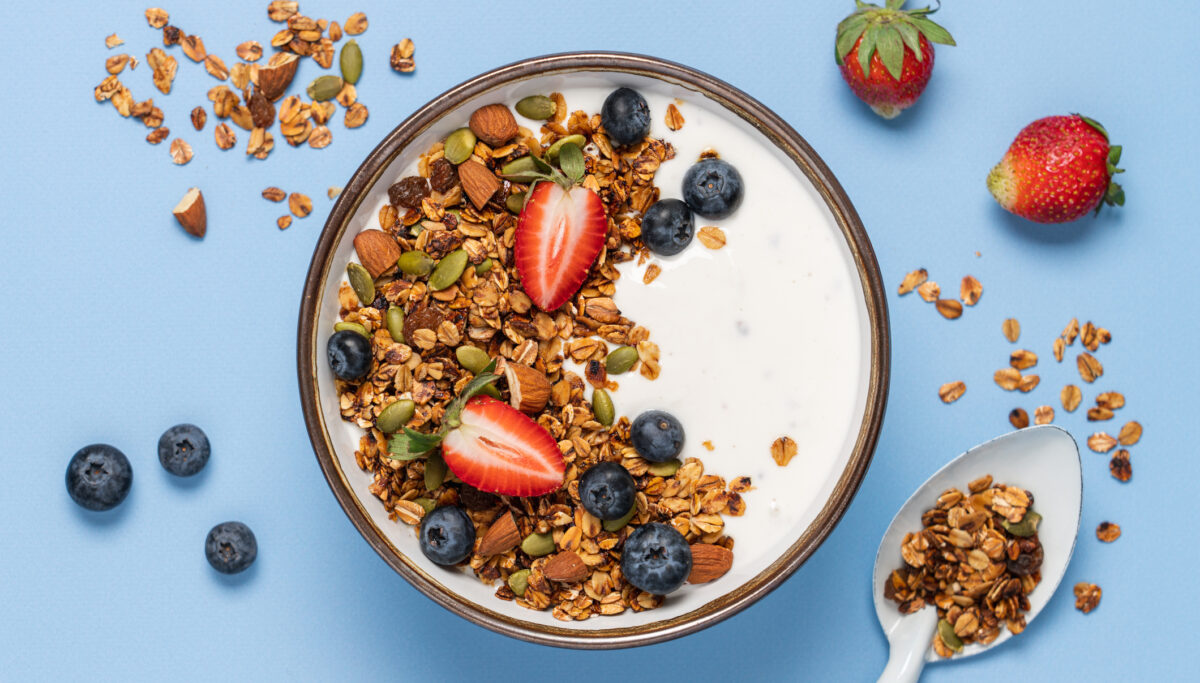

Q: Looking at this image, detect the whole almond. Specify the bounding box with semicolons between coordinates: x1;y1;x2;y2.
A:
353;229;401;278
504;361;552;414
469;103;518;147
687;543;733;583
542;551;588;583
458;159;501;210
477;511;520;557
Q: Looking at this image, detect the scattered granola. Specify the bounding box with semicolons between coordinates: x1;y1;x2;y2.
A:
938;381;966;404
1033;405;1053;425
344;12;368;35
289;192;313;218
1061;384;1081;412
1096;521;1120;543
1109;449;1131;482
936;299;963;319
1117;421;1141;446
665;103;685;131
917;280;939;302
390;38;415;74
1002;318;1020;343
169;138;193;165
1087;432;1117;453
1073;582;1101;613
277;215;292;230
771;436;798;466
106;33;124;49
145;7;169;29
898;268;927;295
1009;408;1029;429
696;226;726;249
262;186;287;202
960;275;982;306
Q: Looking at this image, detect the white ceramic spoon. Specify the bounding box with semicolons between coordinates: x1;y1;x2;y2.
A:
873;426;1082;683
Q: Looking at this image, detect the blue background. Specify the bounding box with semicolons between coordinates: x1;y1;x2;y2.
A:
2;1;1194;680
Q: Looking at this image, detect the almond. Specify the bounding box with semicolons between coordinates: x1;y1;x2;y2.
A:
172;187;206;238
352;229;401;278
458;159;501;210
476;511;520;557
256;52;298;101
687;543;733;584
505;361;552;414
468;103;517;147
542;551;588;583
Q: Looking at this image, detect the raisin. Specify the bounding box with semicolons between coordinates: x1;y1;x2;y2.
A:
459;485;499;511
248;89;275;129
402;306;445;347
388;176;430;210
1005;544;1043;576
429;158;459;193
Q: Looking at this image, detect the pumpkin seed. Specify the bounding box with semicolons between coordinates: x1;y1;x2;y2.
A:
546;134;586;164
346;262;374;305
500;156;541;182
334;321;369;338
601;505;636;532
429;249;468;290
386;305;405;342
475;258;493;275
520;532;554;557
455;346;491;374
1001;510;1042;538
479;384;502;400
307;74;344;102
424;452;447;490
605;346;639;374
376;399;415;433
443;127;476;165
515;95;556;120
339;39;362;84
507;569;530;597
591;388;614;426
397;250;434;277
505;192;526;214
937;619;963;652
414;497;436;514
646;459;681;477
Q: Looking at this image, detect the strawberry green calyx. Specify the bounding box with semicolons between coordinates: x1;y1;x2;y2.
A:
835;0;956;81
387;360;501;460
1077;114;1126;213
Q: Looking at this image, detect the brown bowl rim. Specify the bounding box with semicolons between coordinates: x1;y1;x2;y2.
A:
297;50;890;649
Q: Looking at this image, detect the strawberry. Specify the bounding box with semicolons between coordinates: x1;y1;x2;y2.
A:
511;148;607;311
387;361;565;497
987;115;1125;224
835;1;955;119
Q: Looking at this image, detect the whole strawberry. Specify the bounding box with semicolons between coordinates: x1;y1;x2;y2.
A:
835;0;955;119
987;115;1125;223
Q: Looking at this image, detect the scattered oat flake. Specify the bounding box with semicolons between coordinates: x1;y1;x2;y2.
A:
190;106;206;131
1109;449;1131;482
1096;522;1121;543
697;226;726;249
328;186;343;200
344;102;369;128
288;192;312;218
897;268;927;295
1033;405;1054;425
1061;385;1082;412
267;1;298;22
262;187;286;202
643;263;661;284
771;436;798;467
702;440;714;451
1009;349;1037;370
1095;391;1125;410
960;275;982;306
1074;583;1101;613
1087;407;1114;421
1002;318;1020;343
145;7;168;28
1062;318;1080;344
1077;352;1103;383
1087;432;1117;453
935;299;963;319
938;381;966;404
214;123;236;150
917;281;939;302
1117;421;1142;446
236;41;263;62
309;125;331;149
1052;337;1065;362
205;54;229;81
665;103;685;131
277;215;292;230
169;138;193;165
146;127;169;145
106;54;129;74
1018;374;1040;393
344;12;368;35
1009;408;1029;429
994;368;1021;391
105;34;124;49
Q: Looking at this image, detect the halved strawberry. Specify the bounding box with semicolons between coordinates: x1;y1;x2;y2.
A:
514;181;607;311
440;396;566;497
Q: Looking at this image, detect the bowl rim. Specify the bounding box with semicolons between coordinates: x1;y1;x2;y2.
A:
297;50;890;649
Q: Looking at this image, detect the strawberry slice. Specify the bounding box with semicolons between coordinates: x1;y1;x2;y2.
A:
514;182;607;311
440;396;566;497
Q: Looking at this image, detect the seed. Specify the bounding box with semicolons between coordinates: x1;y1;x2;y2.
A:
1034;405;1054;425
414;497;436;514
443;128;476;165
938;381;966;404
937;619;963;652
429;249;468;290
455;346;491;374
1009;408;1029;429
1117;421;1142;446
935;299;963;319
646;459;681;477
397;250;435;277
546;134;587;164
520;532;555;557
1001;510;1042;537
346;262;375;305
898;268;928;295
505;192;526;214
601;505;636;532
424;452;447;490
475;258;493;275
376;399;415;433
1002;318;1020;342
339;39;362;84
591;388;614;426
307;74;344;102
333;321;369;338
960;275;983;305
605;346;639;374
515;95;556;120
479;384;502;400
500;155;541;182
386;306;405;342
1061;385;1082;412
507;569;531;597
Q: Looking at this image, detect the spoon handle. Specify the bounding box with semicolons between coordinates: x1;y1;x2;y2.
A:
877;608;936;683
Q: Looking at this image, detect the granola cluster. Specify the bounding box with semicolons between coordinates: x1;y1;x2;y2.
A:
884;475;1043;657
337;94;749;619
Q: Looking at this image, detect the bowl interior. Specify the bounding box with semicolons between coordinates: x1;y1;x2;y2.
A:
302;55;887;647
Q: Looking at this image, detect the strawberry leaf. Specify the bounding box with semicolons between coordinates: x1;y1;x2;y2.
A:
886;0;905;8
443;362;501;427
1077;115;1109;140
858;25;880;76
910;16;955;45
894;21;923;61
875;27;905;80
1108;145;1122;166
836;14;870;64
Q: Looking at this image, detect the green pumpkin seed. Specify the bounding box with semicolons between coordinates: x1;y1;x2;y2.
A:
479;384;502;400
591;389;614;427
339;39;362;84
307;74;344;102
500;156;541;182
429;249;468;290
520;532;555;557
386;305;405;342
475;258;493;275
601;505;637;532
937;619;963;652
397;250;435;277
515;95;556;120
646;459;681;477
507;569;531;597
334;321;369;338
414;497;436;514
605;346;639;374
1001;510;1042;538
424;452;447;490
455;346;491;374
443;127;476;165
346;262;375;305
505;192;526;214
545;134;586;164
376;399;415;433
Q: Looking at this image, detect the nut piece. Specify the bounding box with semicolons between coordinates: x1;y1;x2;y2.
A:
960;275;983;305
288;192;312;218
1061;385;1082;412
1096;522;1121;543
543;551;588;583
262;186;286;202
938;381;966;404
771;436;798;467
687;543;733;583
505;362;552;414
1002;318;1020;343
897;268;927;295
256;53;299;101
477;511;520;556
1074;582;1101;614
353;229;402;278
935;299;963;319
458;159;501;210
172;187;206;238
469;104;518;147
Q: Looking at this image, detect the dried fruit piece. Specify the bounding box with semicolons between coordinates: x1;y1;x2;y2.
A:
1009;349;1038;370
687;543;733;583
935;299;963;319
1033;405;1054;425
1002;318;1020;343
288;192;312;218
169;138;193;165
938;381;966;404
897;268;927;295
697;226;726;249
1087;432;1117;453
771;436;798;467
1074;583;1101;614
1061;385;1082;412
917;281;939;302
1096;522;1120;543
1117;421;1142;446
960;275;982;305
665;103;685;131
994;368;1021;391
1009;408;1029;429
172;187;206;238
1077;352;1103;383
1109;449;1131;482
344;12;368;35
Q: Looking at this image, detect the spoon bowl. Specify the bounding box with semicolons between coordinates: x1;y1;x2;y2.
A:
873;426;1082;682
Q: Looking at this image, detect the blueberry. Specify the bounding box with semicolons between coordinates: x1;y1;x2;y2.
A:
205;521;257;574
158;423;210;476
682;158;744;219
630;410;685;463
327;329;372;381
65;444;132;511
579;462;636;521
419;505;476;566
621;522;693;594
640;199;694;256
600;87;651;147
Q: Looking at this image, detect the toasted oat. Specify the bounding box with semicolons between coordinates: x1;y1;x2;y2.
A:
1095;391;1125;410
917;281;940;302
237;41;264;61
389;40;415;73
938;381;966;404
106;54;130;75
205;54;229;81
665;103;685;131
898;268;927;295
190;106;206;131
1074;583;1101;614
994;368;1021;391
697;226;726;249
1062;318;1080;345
1002;318;1020;343
1033;405;1054;425
214;123;236;150
1087;432;1117;453
935;299;963;319
642;264;661;284
328;186;343;199
1077;352;1103;383
1109;449;1131;482
1009;408;1029;429
960;275;982;306
309;125;332;148
262;187;287;202
344;12;368;35
105;33;124;49
289;192;313;218
328;20;343;41
1096;521;1121;543
146;127;169;145
1009;349;1037;370
277;215;292;230
169;138;193;165
145;7;169;28
1117;421;1142;446
771;436;798;467
1052;337;1065;362
1017;374;1040;393
267;1;298;21
344;102;369;128
1087;407;1114;421
180;35;206;62
1061;384;1082;412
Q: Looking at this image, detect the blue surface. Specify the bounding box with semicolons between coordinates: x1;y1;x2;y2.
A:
1;1;1195;680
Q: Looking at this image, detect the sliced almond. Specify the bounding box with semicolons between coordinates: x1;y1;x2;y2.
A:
172;187;206;238
1009;349;1038;370
917;281;940;302
352;229;401;278
938;381;966;404
1061;384;1082;412
476;511;520;556
1077;352;1103;383
898;268;927;295
1117;421;1142;446
960;275;983;306
542;551;588;583
935;299;963;320
1002;318;1020;343
1034;405;1054;425
687;543;734;584
1087;432;1118;453
994;368;1021;391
